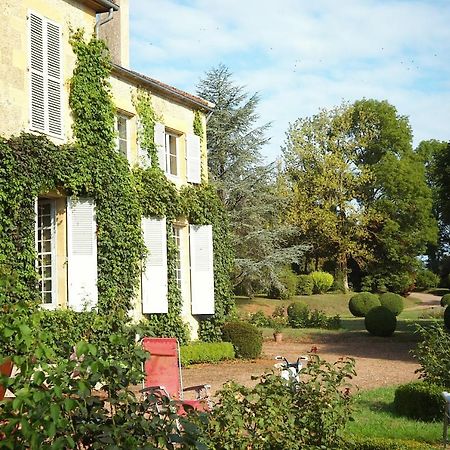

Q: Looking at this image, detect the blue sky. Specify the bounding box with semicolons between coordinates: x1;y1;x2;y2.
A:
129;0;450;162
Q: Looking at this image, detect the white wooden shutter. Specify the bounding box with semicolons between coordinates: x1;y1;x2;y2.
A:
67;198;98;311
29;12;62;137
186;133;201;184
189;225;214;314
46;21;62;136
30;13;45;132
154;122;166;172
142;217;168;314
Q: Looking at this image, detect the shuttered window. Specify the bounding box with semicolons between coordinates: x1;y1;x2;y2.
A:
67;198;98;311
189;225;215;315
29;12;62;137
142;217;168;314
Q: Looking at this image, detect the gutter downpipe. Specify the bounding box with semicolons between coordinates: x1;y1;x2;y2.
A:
95;7;114;37
206;110;214;123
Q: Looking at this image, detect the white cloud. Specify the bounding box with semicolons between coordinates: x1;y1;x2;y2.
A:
129;0;450;162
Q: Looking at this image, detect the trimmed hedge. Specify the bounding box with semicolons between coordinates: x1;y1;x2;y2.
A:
393;381;445;421
365;306;396;337
441;293;450;307
180;341;235;366
345;436;437;450
222;321;262;359
445;306;450;330
296;274;313;296
379;292;404;316
349;292;381;317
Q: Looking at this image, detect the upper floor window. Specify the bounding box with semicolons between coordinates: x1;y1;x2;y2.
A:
165;132;178;177
116;114;129;159
29;12;62;137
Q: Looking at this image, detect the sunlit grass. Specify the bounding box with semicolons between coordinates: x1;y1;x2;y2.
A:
345;386;442;446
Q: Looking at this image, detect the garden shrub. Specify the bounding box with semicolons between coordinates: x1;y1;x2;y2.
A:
287;302;341;329
393;381;445;421
222;321;262;359
413;323;450;387
267;267;298;300
296;274;313;295
364;306;397;337
445;306;450;330
287;301;309;327
361;272;414;295
197;354;356;449
415;269;440;291
310;271;334;294
180;341;235;365
441;293;450;307
346;436;437;449
379;292;404;316
348;292;381;317
249;310;272;327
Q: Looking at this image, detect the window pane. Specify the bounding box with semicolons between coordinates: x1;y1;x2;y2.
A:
117;116;127;139
37;199;55;305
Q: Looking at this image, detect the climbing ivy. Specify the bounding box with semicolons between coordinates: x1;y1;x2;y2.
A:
0;30;233;342
132;89;162;168
193;110;204;142
181;184;235;341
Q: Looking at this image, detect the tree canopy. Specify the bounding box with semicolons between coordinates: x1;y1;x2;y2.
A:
283;99;437;293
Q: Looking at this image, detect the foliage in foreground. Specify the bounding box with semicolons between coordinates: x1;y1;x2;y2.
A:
413;323;450;388
196;354;356;449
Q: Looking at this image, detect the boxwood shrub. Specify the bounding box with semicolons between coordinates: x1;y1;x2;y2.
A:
441;293;450;307
393;381;445;421
180;341;235;366
349;292;381;317
364;306;396;337
222;321;262;359
379;292;404;316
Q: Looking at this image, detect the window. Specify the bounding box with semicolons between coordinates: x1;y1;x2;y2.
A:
36;198;56;306
165;132;178;176
116;114;128;158
172;226;182;290
29;12;62;137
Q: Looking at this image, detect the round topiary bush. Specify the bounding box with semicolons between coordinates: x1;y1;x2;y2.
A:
348;292;381;317
441;293;450;307
445;306;450;330
222;321;263;359
364;306;397;337
379;292;404;316
393;381;445;421
287;302;309;328
296;274;313;296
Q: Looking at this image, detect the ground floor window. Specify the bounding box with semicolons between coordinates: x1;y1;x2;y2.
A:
36;198;56;305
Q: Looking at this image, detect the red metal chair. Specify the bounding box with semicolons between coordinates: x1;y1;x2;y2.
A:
141;337;211;414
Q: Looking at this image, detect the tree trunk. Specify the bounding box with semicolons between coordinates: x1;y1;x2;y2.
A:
336;255;349;293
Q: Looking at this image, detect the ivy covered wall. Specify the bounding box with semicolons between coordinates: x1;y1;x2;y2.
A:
0;32;234;342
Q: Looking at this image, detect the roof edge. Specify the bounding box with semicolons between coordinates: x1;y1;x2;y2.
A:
81;0;119;13
111;64;215;112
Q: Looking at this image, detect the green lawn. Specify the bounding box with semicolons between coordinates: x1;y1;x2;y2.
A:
346;386;442;447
